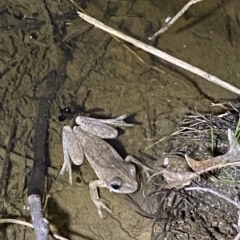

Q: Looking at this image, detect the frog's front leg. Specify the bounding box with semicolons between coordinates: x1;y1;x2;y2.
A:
60;126;84;184
89;180;112;218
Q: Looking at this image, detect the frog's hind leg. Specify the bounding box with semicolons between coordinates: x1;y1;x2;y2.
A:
75;115;134;139
60;126;84;184
75;116;119;139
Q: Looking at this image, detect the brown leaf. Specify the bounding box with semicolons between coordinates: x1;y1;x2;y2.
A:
150;164;198;189
161;168;198;188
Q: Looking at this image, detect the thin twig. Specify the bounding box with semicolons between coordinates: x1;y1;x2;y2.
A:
148;0;204;40
77;11;240;96
144;137;166;150
0;218;68;240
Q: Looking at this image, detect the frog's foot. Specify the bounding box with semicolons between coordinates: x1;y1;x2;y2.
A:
98;115;134;128
125;155;153;179
89;180;112;218
92;199;112;219
60;157;73;185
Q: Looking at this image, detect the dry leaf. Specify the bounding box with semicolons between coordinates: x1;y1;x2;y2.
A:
160;168;198;188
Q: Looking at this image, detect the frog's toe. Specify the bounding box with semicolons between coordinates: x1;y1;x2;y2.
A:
60;162;73;185
94;200;112;218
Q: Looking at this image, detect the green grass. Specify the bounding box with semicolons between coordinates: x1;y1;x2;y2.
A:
234;117;240;139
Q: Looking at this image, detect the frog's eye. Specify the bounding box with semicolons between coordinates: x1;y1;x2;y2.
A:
110;177;122;190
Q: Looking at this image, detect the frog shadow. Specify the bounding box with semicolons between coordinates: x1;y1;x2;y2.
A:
46;197;95;240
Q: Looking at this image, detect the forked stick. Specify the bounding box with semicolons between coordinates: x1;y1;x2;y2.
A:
77;11;240;96
148;0;204;40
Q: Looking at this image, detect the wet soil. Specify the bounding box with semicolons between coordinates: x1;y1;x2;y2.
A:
0;0;240;239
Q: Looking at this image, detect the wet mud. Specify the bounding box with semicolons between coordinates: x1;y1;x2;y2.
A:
0;0;240;239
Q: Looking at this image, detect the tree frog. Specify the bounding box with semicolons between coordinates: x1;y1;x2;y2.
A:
60;114;148;218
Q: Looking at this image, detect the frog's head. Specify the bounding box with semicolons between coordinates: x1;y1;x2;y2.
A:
108;164;139;194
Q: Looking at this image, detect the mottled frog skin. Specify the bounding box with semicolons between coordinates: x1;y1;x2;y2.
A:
60;115;142;218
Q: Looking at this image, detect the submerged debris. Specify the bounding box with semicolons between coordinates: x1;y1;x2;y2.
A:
149;155;198;189
185;129;240;174
141;102;240;240
176;102;240;156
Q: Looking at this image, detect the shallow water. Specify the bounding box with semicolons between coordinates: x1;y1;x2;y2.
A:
0;0;240;239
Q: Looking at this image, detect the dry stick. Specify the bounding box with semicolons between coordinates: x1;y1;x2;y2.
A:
69;1;204;100
28;56;68;239
148;0;204;40
27;72;55;240
28;195;49;240
77;12;240;96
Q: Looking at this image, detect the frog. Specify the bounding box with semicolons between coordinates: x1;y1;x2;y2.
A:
60;114;150;218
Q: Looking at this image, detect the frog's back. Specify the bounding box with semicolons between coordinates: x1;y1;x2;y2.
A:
74;127;123;173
